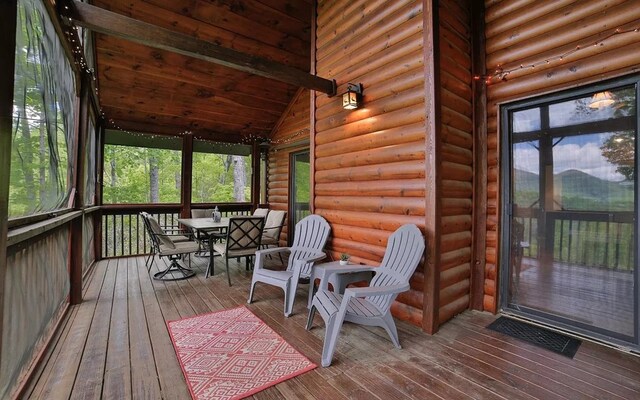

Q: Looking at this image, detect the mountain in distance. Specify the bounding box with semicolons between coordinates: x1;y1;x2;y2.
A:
514;168;634;210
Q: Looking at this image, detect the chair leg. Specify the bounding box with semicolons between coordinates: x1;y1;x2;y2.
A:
381;311;401;348
285;279;297;317
321;310;346;367
147;254;156;272
305;305;316;330
247;279;257;304
225;258;232;286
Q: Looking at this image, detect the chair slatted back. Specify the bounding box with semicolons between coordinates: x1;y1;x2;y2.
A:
288;215;331;276
225;216;265;253
369;224;425;311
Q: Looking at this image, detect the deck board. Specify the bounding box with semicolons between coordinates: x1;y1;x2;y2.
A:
27;255;640;399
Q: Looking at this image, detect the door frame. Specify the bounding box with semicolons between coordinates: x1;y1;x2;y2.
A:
499;74;640;349
288;149;310;246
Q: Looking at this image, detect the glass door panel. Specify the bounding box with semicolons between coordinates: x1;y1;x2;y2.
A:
505;84;638;341
289;151;310;244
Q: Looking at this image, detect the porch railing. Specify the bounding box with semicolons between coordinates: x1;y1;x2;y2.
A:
101;204;252;258
516;210;634;271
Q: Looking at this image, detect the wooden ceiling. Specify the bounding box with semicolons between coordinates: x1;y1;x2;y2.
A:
90;0;312;141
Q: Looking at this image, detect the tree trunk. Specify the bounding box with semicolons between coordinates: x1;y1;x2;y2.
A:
149;155;159;203
18;103;35;203
232;156;246;202
39;121;46;201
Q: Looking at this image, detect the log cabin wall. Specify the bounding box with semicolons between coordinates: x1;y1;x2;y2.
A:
436;0;474;325
267;89;311;245
482;0;640;312
314;0;427;327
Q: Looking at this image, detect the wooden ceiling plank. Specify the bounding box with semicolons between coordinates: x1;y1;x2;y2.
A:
97;0;308;68
69;1;335;94
111;117;266;140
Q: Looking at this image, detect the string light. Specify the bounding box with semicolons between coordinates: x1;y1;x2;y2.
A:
474;24;640;83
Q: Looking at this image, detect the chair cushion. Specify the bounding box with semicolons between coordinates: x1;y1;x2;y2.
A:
159;240;199;255
147;217;176;249
170;235;190;243
212;242;257;258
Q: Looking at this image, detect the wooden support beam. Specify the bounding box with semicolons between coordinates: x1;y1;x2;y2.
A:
0;0;17;374
180;135;194;219
423;0;442;335
309;0;318;215
95;121;105;260
470;1;488;311
67;1;336;95
251;141;260;211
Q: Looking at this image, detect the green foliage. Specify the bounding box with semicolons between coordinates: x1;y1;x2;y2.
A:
102;145;252;204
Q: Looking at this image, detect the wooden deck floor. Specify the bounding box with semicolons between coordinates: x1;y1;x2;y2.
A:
25;255;640;399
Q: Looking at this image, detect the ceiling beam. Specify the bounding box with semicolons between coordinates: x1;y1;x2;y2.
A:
65;1;336;95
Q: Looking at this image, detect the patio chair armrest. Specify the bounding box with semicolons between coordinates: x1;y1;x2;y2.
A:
344;283;410;299
297;251;326;264
254;247;291;271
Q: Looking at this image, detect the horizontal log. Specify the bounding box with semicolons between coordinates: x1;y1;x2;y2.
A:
487;0;574;39
318;209;425;231
440;88;473;119
439;295;469;324
440;263;471;288
442;143;472;165
316;102;425;145
488;43;640;102
327;32;423;85
316;141;424;170
442;215;472;235
319;2;423;74
315;121;425;158
441;231;472;253
391;302;423;327
441;180;472;198
317;0;406;49
439;48;472;84
439;2;470;40
397;289;424;310
441;70;472;100
487;0;630;55
440;198;473;217
485;261;497;280
442;125;473;149
483;294;496;313
315;196;425;216
484;278;496;297
485;0;530;23
316;83;425;133
441;106;473;133
330;237;386;262
441;247;472;270
316;48;423;110
315;179;425;197
441;161;473;182
316;160;425;183
440;20;471;56
330;224;392;248
439;279;470;308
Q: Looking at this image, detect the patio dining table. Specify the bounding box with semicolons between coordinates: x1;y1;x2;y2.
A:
178;217;230;274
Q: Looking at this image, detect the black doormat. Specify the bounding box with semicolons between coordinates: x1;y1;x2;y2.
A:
487;317;581;358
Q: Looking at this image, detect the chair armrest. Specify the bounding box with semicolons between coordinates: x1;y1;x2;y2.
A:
344;283;410;299
256;247;291;257
297;251;326;264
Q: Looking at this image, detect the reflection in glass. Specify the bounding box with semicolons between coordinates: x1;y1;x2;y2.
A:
512;108;541;132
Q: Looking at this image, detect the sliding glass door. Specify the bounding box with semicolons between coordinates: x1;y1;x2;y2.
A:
501;76;639;344
289;150;310;245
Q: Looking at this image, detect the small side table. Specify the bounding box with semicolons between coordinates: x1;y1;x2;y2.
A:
308;261;375;308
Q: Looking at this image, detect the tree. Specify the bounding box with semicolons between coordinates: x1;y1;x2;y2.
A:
232;156;246;201
599;89;636;181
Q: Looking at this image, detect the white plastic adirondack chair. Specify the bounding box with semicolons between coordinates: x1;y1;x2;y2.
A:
306;224;425;367
248;214;331;317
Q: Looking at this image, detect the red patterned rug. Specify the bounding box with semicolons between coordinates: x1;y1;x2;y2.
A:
167;306;316;400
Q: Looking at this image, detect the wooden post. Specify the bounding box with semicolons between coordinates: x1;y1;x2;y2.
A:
423;0;442;334
309;0;318;214
0;0;18;370
470;0;488;311
181;134;193;218
95;120;104;260
70;75;89;305
251;141;260;211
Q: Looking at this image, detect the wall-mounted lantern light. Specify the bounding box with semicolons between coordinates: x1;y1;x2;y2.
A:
589;91;615;109
342;83;363;110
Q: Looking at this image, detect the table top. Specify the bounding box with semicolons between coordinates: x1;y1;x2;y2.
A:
315;260;376;271
177;217;229;230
